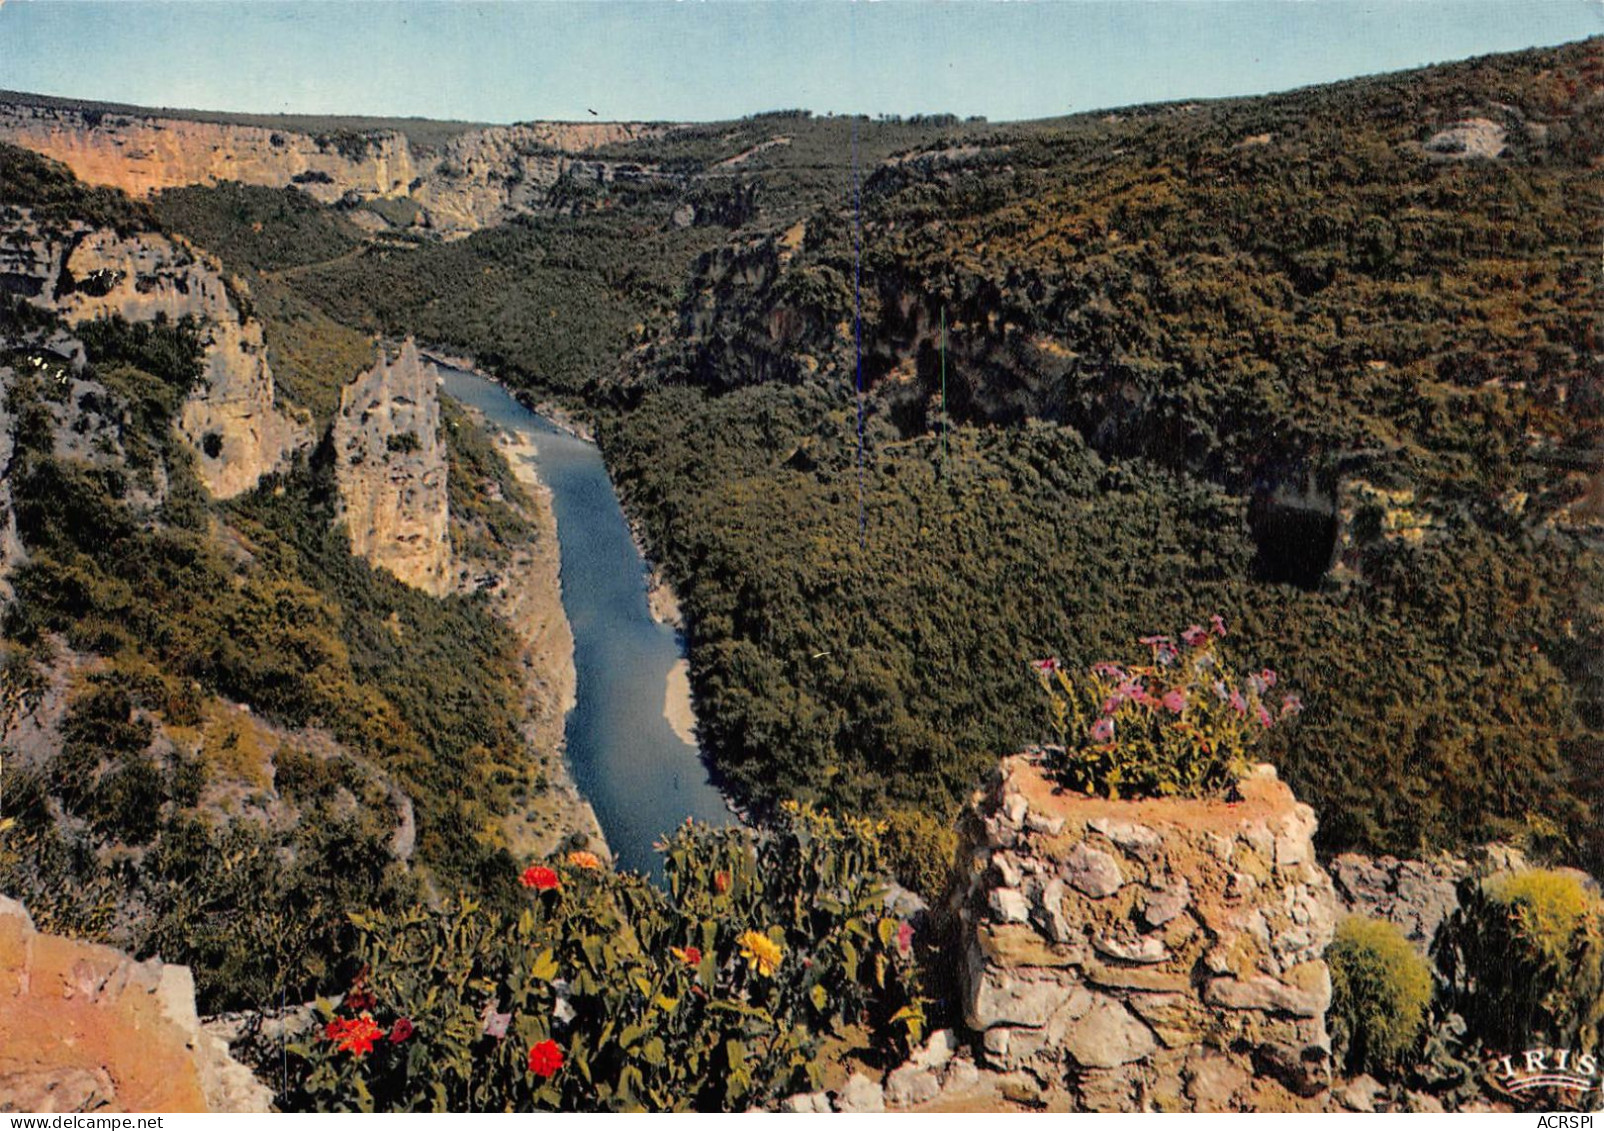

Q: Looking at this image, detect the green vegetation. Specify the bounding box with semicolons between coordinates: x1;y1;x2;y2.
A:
152;183;365;272
1328;916;1434;1076
283;804;923;1112
441;394;534;565
0;141;153;234
1436;869;1604;1052
0;285;537;1009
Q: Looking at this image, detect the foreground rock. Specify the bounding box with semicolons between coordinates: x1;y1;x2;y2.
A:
0;897;272;1112
952;755;1338;1111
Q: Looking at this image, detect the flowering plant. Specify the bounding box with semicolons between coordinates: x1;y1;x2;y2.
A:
1033;616;1302;800
280;802;923;1112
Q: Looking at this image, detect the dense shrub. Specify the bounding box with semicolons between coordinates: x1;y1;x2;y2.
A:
879;808;959;903
1328;916;1434;1075
1436;869;1604;1052
282;804;924;1112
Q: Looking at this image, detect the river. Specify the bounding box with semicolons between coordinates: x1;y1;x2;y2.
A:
438;365;736;878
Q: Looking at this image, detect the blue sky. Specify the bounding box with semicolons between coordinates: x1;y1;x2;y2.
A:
0;1;1598;123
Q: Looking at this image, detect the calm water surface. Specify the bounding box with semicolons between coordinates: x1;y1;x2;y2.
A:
439;365;735;878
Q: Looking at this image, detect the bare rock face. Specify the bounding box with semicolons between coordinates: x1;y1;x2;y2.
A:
1327;852;1474;949
53;227;307;497
0;103;417;206
0;896;272;1112
0;103;676;237
333;340;450;596
412;121;676;233
953;754;1339;1112
9;210;307;497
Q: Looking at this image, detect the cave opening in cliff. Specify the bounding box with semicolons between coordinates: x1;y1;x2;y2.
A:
1248;493;1339;590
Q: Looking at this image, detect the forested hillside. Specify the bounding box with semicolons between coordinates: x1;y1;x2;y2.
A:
85;40;1604;877
0;147;564;1012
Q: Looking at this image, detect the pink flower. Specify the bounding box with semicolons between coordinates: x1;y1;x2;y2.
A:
896;921;914;956
1138;634;1172;648
1162;689;1187;713
1256;704;1274;728
1260;669;1278;689
1089;717;1115;744
1181;625;1208;648
1229;690;1247;716
1091;662;1126;680
1155;643;1179;667
1030;657;1061;677
1280;693;1304;718
482;1004;512;1040
1247;673;1267;696
1210;614;1227;637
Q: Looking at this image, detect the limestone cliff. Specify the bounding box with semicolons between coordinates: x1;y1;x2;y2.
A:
0;103;417;206
0;896;272;1113
953;755;1338;1111
411;121;672;232
5;209;307;497
0;101;676;236
333;340;451;596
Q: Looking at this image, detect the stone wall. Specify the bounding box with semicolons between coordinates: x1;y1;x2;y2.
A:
953;754;1339;1111
0;897;271;1112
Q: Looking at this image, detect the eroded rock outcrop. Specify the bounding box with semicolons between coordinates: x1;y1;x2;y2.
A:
333;340;450;595
0;896;272;1113
6;209;307;497
953;755;1338;1112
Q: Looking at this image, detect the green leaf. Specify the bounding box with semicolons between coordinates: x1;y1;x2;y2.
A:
809;983;828;1012
529;943;561;981
642;1036;666;1066
877;918;897;948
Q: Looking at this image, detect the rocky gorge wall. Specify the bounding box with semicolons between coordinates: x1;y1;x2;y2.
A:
952;754;1338;1111
2;209;307;497
0;101;676;236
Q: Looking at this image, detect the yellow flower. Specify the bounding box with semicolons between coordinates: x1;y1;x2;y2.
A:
738;929;783;977
566;850;602;871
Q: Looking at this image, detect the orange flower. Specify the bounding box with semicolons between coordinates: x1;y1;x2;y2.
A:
325;1014;385;1057
528;1038;564;1078
566;850;602;871
713;870;731;894
670;945;703;966
521;865;561;891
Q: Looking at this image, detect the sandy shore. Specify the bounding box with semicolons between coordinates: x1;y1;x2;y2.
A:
664;658;698;746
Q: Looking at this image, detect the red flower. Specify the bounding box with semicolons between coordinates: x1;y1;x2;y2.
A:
326;1014;385;1057
1180;625;1208;648
896;920;915;956
528;1038;564;1078
713;870;731;895
389;1017;415;1044
521;865;561;891
1030;657;1061;677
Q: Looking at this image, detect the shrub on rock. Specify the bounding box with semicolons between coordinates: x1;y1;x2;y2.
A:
1328;916;1432;1075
